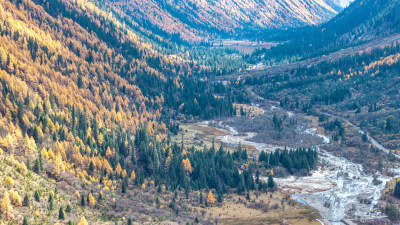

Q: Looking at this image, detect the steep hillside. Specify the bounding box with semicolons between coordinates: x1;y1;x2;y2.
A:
3;0;399;223
241;0;400;152
255;0;400;63
104;0;351;42
0;0;240;223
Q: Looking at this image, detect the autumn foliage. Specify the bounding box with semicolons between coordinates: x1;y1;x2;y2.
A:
1;191;13;220
207;191;215;205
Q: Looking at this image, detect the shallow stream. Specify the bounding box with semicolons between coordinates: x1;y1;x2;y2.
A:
194;106;399;223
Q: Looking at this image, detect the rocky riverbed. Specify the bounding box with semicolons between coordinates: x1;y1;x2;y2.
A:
184;102;400;224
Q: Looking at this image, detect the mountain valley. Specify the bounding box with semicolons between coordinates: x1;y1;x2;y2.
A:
0;0;399;224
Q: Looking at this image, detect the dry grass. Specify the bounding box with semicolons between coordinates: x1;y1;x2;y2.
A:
0;153;191;224
195;191;320;225
177;123;257;154
215;40;279;54
0;154;86;224
234;103;264;117
381;177;399;200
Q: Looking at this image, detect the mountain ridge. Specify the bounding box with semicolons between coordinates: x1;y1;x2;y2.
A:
105;0;353;42
252;0;400;64
1;0;400;224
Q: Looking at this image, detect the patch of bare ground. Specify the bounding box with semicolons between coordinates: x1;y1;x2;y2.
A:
234;103;265;117
274;169;336;194
380;177;399;204
177;122;257;154
218;107;325;149
194;191;321;225
213;40;280;54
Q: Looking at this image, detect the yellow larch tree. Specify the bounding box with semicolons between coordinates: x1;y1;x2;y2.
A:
181;148;187;156
130;170;135;182
207;190;215;205
98;132;104;146
3;133;16;152
10;191;22;207
1;191;13;220
67;131;75;142
41;147;49;160
86;127;92;140
48;148;55;160
18;162;27;174
53;152;65;176
182;158;193;174
36;126;44;139
78;216;88;225
88;193;96;206
105;146;112;158
22;134;36;152
24;134;34;156
122;169;127;178
115;163;123;175
165;155;171;171
5;177;14;186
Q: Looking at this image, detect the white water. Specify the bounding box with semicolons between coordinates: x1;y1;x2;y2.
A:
305;128;330;144
199;110;400;223
295;127;399;223
298;151;396;222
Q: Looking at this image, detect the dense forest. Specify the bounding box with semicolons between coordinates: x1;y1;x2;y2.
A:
259;148;318;175
2;0;400;223
0;0;245;223
0;0;322;223
246;39;400;148
252;0;400;64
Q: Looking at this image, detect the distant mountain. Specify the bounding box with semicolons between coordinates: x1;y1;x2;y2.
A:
257;0;400;62
104;0;352;42
327;0;354;8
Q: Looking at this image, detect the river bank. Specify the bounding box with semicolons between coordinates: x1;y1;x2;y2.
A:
179;101;400;224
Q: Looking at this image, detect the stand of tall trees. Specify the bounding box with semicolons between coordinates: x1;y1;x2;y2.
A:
134;126;256;195
163;77;236;119
259;148;318;174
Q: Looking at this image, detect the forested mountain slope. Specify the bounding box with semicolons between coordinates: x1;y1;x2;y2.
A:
104;0;352;42
3;0;399;223
237;0;400;152
255;0;400;62
0;0;240;223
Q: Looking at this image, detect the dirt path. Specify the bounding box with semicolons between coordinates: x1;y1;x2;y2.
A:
318;110;400;159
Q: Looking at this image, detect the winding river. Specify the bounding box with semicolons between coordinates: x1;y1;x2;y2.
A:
194;105;400;224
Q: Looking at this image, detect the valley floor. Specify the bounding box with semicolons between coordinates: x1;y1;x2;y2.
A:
215;33;400;82
177;97;400;224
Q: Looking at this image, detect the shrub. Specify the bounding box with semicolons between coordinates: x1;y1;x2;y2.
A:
34;190;41;202
5;177;14;186
66;204;72;213
59;206;65;220
23;194;30;206
386;204;400;221
11;191;23;207
19;162;28;174
394;181;400;198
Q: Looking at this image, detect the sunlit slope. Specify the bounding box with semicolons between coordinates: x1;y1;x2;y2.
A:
105;0;350;42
